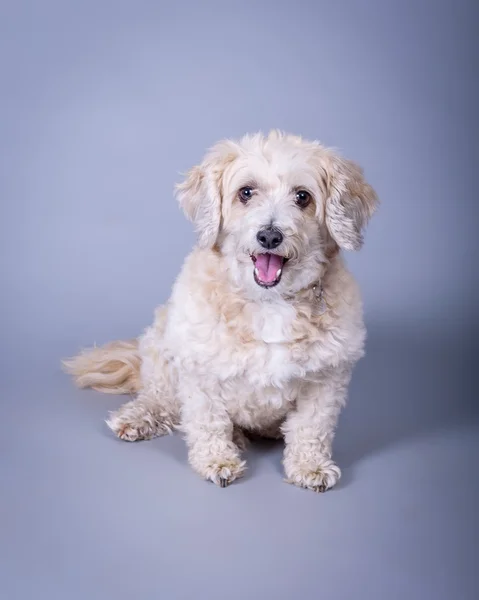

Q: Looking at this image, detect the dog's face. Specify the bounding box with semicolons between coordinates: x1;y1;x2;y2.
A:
176;131;378;296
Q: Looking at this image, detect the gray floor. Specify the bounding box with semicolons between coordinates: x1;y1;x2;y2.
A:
2;327;478;600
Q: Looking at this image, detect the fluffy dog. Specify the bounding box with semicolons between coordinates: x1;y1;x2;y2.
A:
64;130;378;491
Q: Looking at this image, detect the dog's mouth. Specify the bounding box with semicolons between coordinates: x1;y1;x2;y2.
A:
250;253;288;288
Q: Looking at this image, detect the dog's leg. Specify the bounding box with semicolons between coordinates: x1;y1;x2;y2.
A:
232;426;249;451
106;391;179;441
106;319;181;441
180;379;246;487
282;365;352;492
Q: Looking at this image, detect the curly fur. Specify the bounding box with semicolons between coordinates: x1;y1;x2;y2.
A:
63;130;378;491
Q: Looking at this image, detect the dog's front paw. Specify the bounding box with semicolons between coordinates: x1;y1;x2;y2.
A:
284;457;341;493
204;459;246;487
191;452;246;488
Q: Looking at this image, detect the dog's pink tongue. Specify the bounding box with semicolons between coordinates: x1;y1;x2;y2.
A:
255;253;284;283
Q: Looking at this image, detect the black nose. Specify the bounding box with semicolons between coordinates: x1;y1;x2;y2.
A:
256;227;283;250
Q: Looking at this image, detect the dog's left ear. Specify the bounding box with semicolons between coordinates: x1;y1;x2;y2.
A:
319;150;379;251
175;141;238;248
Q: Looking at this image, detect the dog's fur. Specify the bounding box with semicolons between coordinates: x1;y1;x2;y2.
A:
63;130;378;491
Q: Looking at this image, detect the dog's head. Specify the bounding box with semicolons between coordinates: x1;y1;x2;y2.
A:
176;130;378;295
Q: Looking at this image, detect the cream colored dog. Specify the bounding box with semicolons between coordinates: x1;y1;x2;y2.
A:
64;130;378;491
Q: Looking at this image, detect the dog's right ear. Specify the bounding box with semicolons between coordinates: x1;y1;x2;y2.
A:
175;141;238;249
315;148;379;251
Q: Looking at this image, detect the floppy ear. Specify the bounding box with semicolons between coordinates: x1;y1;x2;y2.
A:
175;141;238;249
320;150;379;251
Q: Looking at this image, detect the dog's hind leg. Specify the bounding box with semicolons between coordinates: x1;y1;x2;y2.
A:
106;391;178;442
106;317;180;442
106;357;179;442
232;426;249;452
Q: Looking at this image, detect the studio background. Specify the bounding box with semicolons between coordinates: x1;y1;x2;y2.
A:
1;1;478;599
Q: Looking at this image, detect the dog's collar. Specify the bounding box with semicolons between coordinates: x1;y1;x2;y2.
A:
312;283;328;315
286;281;327;315
308;247;337;314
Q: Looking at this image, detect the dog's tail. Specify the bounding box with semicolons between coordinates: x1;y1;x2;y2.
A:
62;339;141;394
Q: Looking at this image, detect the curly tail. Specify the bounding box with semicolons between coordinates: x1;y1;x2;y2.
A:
62;339;141;394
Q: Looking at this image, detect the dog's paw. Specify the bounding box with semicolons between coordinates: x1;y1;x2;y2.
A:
198;458;246;488
106;402;172;442
285;459;341;493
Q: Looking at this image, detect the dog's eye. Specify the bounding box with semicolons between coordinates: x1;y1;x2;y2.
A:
295;190;311;208
239;186;254;204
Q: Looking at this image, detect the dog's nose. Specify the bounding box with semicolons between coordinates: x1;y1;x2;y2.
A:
256;227;283;250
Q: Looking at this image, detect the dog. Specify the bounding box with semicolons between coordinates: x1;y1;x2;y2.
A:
63;130;378;491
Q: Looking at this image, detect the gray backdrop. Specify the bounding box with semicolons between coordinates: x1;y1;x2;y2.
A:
1;1;478;599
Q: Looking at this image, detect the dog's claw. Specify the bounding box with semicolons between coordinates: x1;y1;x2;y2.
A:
200;459;246;487
284;460;341;493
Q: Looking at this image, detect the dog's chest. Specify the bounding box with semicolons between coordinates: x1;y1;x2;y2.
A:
250;300;295;344
167;294;329;386
222;300;320;386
